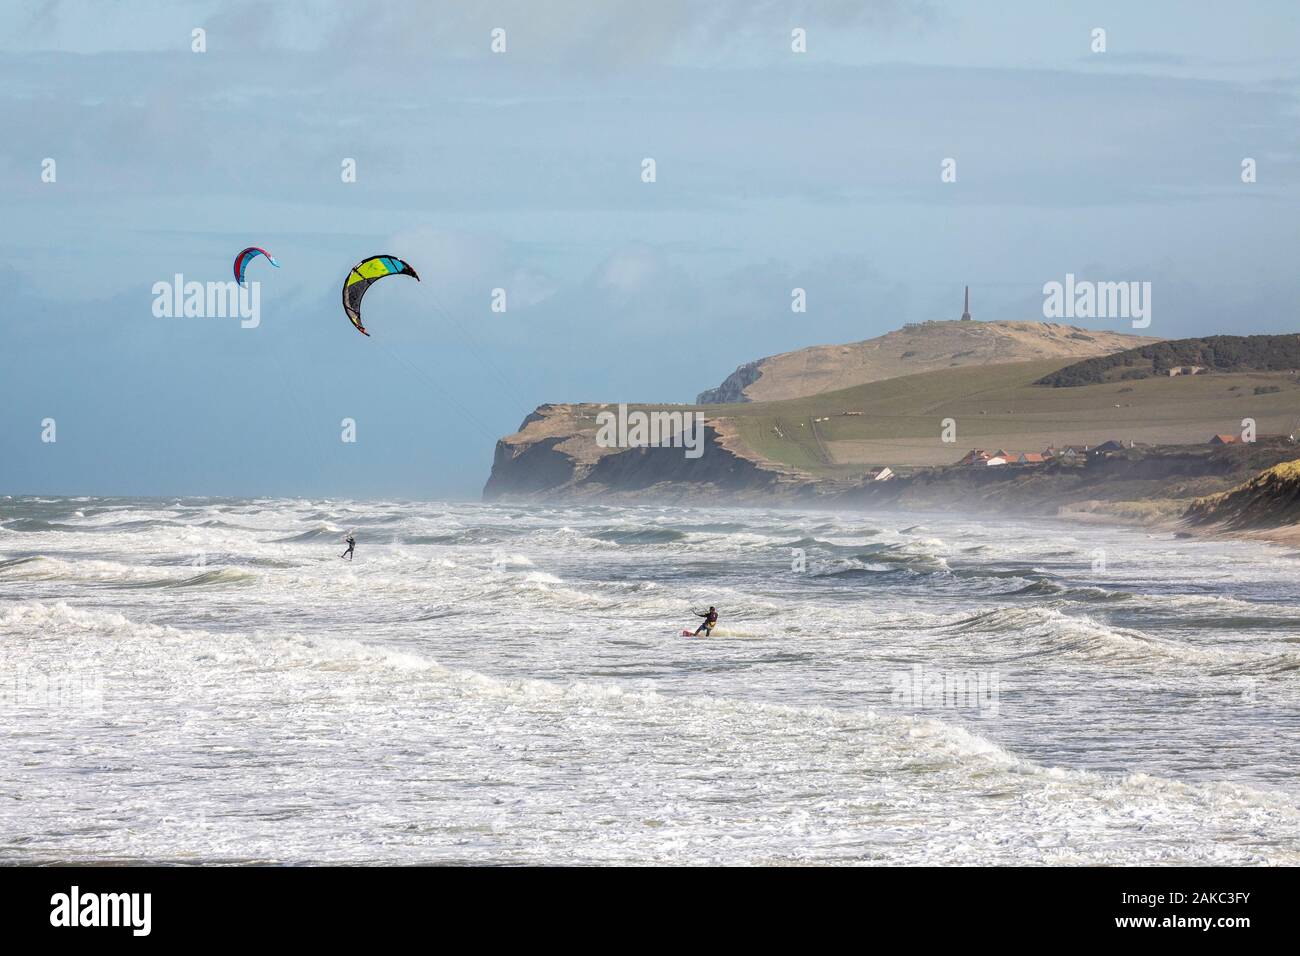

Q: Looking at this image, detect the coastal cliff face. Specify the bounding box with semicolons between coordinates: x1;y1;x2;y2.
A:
695;360;762;404
1184;459;1300;530
484;401;1300;520
482;404;817;502
483;322;1299;510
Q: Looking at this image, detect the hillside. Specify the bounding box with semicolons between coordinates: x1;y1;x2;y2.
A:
485;354;1300;501
1184;459;1300;530
697;319;1159;404
710;360;1300;475
1037;334;1300;387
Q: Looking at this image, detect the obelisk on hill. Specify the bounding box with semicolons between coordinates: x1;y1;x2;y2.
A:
960;285;972;321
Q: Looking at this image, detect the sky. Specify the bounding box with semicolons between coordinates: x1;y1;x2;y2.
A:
2;0;1298;498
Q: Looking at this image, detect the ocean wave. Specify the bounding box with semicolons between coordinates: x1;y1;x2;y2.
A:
8;500;1300;865
88;518;187;532
1;518;83;533
273;525;345;543
0;601;186;641
133;568;258;589
7;598;1300;864
398;527;525;546
399;534;460;545
0;555;47;571
781;536;878;555
9;599;1296;811
0;554;256;589
811;563;909;579
590;527;688;545
669;521;751;533
0;555;139;582
523;571;563;585
855;545;949;573
1002;579;1134;602
196;518;265;531
943;605;1300;674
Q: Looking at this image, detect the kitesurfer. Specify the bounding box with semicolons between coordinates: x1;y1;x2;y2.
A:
693;606;718;636
340;533;356;561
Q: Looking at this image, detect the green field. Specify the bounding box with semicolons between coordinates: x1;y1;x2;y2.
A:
702;360;1300;476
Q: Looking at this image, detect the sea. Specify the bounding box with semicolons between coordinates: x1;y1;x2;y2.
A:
2;496;1298;864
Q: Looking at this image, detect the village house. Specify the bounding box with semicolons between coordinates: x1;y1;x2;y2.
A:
958;447;1057;468
1085;440;1131;463
866;466;894;481
955;432;1269;471
1088;439;1126;454
956;448;1013;466
1167;365;1206;377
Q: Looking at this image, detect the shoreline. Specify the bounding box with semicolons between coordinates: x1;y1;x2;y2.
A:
9;487;1300;552
484;483;1300;554
1053;503;1260;546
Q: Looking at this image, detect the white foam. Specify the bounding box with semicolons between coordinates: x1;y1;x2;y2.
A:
5;499;1300;865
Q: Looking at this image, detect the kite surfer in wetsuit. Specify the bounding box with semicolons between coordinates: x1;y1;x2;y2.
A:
340;533;356;561
693;606;718;636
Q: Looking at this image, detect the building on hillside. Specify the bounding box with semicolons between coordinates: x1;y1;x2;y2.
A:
961;448;1018;466
1167;365;1206;377
1209;434;1238;445
1086;440;1127;461
1057;445;1088;464
1015;452;1048;465
866;467;894;482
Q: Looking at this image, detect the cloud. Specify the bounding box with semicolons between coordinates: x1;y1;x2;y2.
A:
8;0;938;62
377;225;560;330
595;245;663;297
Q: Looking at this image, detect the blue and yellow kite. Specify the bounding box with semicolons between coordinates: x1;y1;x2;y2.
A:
342;255;420;337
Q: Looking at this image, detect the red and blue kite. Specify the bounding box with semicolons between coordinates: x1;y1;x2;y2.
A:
233;246;280;285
